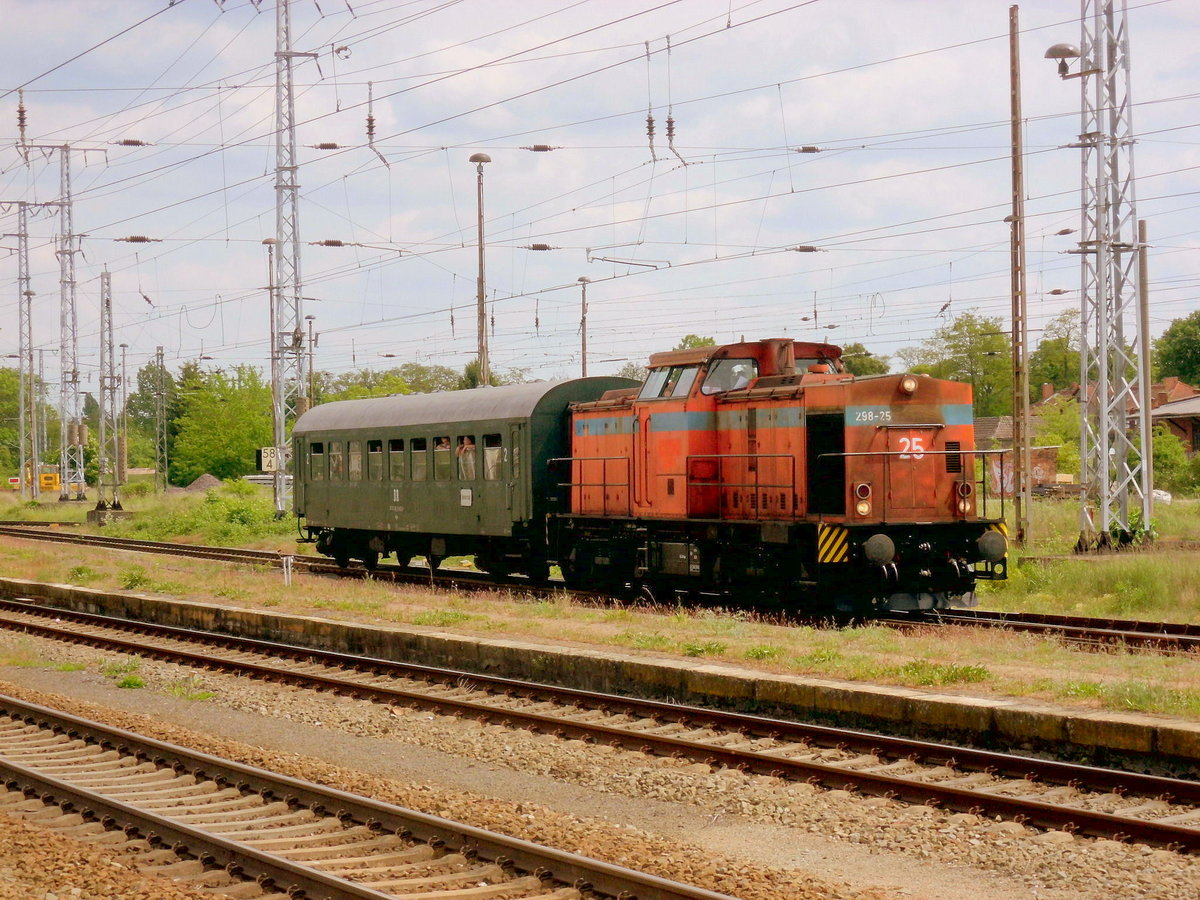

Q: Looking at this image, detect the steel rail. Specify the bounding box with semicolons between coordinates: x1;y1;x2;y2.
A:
1;599;1198;851
888;609;1200;654
2;525;1196;655
0;693;738;900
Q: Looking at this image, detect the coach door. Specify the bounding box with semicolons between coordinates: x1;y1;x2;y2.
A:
507;424;525;522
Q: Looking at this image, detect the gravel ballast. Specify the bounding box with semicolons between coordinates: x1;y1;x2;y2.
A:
0;632;1195;900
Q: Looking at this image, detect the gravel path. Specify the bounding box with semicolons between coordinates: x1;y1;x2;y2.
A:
0;632;1196;900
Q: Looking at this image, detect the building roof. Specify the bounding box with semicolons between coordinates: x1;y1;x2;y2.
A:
1150;394;1200;419
974;415;1013;448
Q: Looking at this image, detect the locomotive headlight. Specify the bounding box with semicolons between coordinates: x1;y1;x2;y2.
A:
957;498;971;514
855;499;872;516
899;375;918;395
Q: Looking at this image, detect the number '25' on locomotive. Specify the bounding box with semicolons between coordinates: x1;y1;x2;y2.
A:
293;337;1008;613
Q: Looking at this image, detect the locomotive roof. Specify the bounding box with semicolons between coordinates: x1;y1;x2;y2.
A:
294;377;635;434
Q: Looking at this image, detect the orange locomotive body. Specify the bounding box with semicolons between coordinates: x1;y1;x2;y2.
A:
558;338;1007;613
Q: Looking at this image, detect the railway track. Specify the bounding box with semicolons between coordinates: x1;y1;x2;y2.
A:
1;598;1199;852
1;523;1196;655
0;693;734;900
888;609;1200;655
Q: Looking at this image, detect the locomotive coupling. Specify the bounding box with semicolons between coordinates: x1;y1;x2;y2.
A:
977;529;1007;562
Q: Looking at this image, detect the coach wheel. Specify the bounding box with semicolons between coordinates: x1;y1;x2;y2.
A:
333;552;351;570
525;560;550;583
427;555;444;572
361;551;379;572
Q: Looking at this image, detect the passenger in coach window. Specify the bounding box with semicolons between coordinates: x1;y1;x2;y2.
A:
456;436;476;479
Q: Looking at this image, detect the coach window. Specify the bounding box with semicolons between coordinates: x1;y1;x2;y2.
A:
367;439;383;481
434;436;452;481
482;434;502;480
348;440;363;481
388;439;405;480
328;441;345;479
456;436;477;480
410;438;428;481
309;442;324;481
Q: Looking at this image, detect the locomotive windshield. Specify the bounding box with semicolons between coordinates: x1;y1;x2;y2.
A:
639;365;700;399
701;358;759;394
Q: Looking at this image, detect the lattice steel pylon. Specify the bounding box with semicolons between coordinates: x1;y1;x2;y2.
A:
56;147;86;501
271;0;314;518
1060;0;1152;549
96;270;121;511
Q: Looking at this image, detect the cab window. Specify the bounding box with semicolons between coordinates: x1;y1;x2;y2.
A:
702;358;759;394
639;365;699;399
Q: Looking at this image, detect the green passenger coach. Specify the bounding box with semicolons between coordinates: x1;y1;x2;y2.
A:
293;377;635;577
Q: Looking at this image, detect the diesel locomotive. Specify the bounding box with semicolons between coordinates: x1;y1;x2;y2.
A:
293;338;1008;613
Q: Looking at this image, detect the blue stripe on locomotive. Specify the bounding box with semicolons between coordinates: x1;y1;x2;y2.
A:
574;404;971;436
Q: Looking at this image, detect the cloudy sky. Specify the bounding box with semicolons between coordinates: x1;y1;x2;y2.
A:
1;0;1197;389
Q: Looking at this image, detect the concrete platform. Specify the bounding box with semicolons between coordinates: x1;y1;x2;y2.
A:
2;576;1197;773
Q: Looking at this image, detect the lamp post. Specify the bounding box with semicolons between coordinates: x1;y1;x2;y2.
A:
469;152;492;387
305;315;316;402
577;277;590;377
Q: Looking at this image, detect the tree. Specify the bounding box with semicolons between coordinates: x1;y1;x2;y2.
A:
1032;396;1080;475
615;360;647;382
323;368;413;402
170;365;272;485
1155;310;1200;386
456;359;527;390
839;342;890;376
673;334;715;351
0;367;18;476
898;312;1012;417
1029;308;1080;399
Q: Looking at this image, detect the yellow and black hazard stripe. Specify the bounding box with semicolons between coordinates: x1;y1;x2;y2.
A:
816;524;850;564
986;522;1008;536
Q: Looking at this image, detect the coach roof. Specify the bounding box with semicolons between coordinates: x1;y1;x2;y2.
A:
294;377;633;434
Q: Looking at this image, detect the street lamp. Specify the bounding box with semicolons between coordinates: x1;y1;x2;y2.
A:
577;277;590;377
470;152;492;387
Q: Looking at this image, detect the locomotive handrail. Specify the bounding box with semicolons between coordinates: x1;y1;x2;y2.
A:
549;455;632;517
818;448;1010;518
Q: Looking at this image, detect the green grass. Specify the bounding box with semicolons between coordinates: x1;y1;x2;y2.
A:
166;676;216;701
411;609;474;627
681;640;728;657
898;660;991;686
115;675;145;689
99;658;141;678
